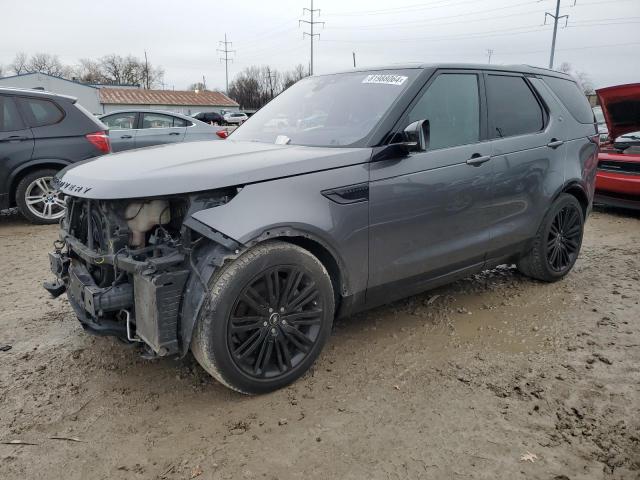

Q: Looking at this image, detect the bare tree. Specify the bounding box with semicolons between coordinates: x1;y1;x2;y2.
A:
25;53;71;77
558;62;595;95
11;52;28;75
188;82;207;91
228;64;309;110
0;64;4;78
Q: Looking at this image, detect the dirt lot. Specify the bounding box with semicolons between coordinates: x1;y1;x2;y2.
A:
0;207;638;479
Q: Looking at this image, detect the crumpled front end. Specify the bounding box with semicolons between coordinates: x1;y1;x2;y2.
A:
45;191;236;356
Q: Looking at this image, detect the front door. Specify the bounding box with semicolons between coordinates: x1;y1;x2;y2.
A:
135;112;187;149
368;71;493;300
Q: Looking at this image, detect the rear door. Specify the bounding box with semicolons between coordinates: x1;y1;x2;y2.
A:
0;95;34;200
368;70;493;298
101;112;138;152
135;113;187;148
484;72;566;258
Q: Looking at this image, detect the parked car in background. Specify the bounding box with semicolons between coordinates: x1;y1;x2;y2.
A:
223;111;248;125
0;87;109;224
594;83;640;209
100;110;226;152
593;105;609;141
47;64;598;394
192;111;225;125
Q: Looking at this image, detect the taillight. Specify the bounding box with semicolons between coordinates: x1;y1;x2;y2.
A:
86;131;111;153
216;130;229;139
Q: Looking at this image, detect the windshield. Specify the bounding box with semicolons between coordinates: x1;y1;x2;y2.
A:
231;69;419;147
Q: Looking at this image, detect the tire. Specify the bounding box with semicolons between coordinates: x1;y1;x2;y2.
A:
517;193;584;282
15;169;66;225
191;241;335;394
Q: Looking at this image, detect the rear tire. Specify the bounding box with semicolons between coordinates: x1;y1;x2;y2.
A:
191;241;335;394
517;193;584;282
15;169;65;225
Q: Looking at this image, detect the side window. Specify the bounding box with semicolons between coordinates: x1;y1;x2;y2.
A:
0;96;24;132
172;116;188;127
142;113;174;129
102;112;136;130
542;76;594;124
20;97;64;127
486;75;544;139
407;73;480;150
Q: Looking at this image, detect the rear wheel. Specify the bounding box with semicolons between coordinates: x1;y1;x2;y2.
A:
191;241;335;394
15;169;66;224
517;193;584;282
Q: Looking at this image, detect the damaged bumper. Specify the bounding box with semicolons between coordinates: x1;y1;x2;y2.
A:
46;234;190;357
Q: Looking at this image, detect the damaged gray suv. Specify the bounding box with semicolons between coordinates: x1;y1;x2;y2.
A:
46;64;599;394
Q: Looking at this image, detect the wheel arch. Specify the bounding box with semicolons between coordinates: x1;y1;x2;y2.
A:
558;181;589;216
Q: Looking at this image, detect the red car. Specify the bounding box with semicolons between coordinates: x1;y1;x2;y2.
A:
595;83;640;209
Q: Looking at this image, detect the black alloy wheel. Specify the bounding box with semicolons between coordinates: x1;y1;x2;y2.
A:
228;266;323;379
546;204;582;272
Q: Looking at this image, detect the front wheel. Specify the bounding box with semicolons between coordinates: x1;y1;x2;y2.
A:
191;241;335;394
517;193;584;282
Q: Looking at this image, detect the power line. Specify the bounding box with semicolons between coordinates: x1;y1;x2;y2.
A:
299;0;325;75
217;33;235;93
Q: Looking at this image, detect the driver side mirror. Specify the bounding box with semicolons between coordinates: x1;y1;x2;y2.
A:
402;119;430;152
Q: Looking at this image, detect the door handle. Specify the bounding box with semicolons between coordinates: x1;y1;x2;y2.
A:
120;135;133;139
547;139;564;149
0;135;28;142
466;154;491;166
168;132;180;136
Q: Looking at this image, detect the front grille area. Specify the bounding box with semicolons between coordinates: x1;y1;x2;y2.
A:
598;160;640;175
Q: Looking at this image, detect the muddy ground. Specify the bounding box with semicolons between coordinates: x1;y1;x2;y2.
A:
0;207;638;480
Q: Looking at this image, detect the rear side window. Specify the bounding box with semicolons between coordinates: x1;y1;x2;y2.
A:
407;73;480;150
486;75;544;138
0;96;24;132
20;97;64;127
542;76;594;124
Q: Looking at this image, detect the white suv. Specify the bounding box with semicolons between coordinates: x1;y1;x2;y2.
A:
223;112;248;125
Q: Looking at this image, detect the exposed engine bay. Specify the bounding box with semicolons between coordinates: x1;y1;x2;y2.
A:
45;190;238;357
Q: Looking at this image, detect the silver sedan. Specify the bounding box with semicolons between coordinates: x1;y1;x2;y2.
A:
99;110;227;152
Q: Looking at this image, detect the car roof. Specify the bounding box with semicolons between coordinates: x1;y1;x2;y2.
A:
322;63;574;80
0;86;77;102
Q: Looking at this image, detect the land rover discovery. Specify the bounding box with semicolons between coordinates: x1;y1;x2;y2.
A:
45;64;598;394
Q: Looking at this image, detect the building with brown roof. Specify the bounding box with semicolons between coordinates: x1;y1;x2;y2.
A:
99;87;239;116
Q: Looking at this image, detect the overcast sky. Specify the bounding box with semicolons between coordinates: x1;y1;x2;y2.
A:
2;0;639;90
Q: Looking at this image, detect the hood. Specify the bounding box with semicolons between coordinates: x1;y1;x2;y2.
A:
596;83;640;140
56;140;370;199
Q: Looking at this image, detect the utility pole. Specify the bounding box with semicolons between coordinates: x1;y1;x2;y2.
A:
144;50;149;89
486;49;493;64
353;52;356;68
545;0;572;69
299;0;324;75
217;33;235;92
202;75;206;90
265;66;277;99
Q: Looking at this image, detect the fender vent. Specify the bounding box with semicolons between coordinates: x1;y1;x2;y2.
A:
322;183;369;204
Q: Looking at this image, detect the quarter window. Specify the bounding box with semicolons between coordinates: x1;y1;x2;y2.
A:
486;75;544;138
406;73;480;150
102;112;136;129
542;76;594;124
0;96;24;132
20;97;64;127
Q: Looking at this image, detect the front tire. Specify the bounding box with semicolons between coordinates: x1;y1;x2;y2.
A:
15;169;66;225
517;193;584;282
191;241;335;394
